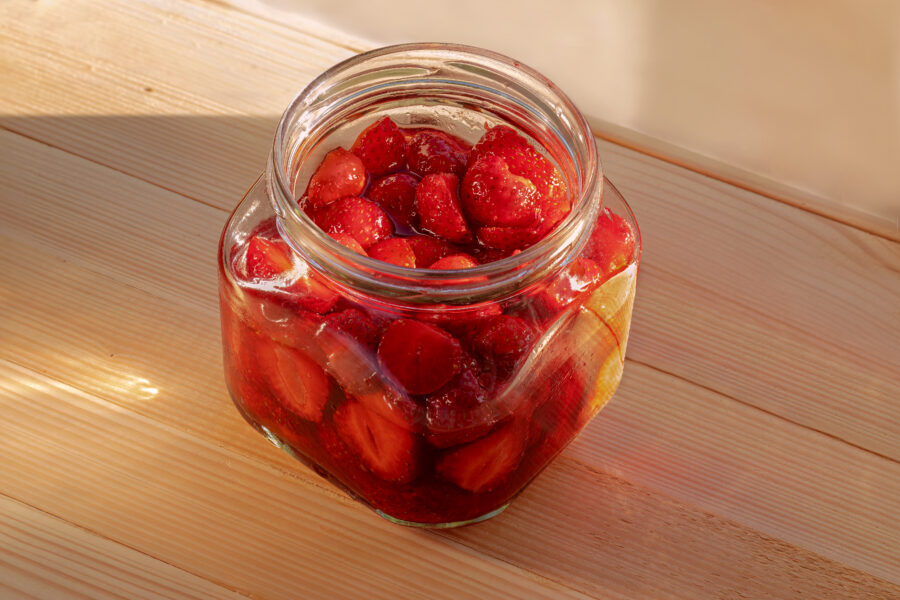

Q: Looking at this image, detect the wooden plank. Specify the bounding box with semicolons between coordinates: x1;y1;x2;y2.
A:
0;134;898;581
1;361;896;600
0;496;249;600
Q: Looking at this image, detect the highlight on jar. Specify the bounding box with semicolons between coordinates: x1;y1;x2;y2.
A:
218;44;641;528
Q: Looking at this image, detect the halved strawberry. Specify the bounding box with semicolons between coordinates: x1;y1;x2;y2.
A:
323;308;381;350
312;196;393;249
257;341;330;423
367;173;418;231
425;370;496;448
367;237;416;268
377;319;463;395
473;315;536;372
406;129;468;177
329;232;367;256
539;257;603;315
436;419;526;493
351;117;407;177
333;398;421;483
585;208;636;278
354;387;424;433
416;173;472;244
429;253;479;270
243;235;338;313
245;236;293;280
530;362;587;453
306;148;367;208
406;235;458;268
461;154;540;227
475;225;538;252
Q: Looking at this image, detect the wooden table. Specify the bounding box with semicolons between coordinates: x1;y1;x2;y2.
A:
2;1;898;598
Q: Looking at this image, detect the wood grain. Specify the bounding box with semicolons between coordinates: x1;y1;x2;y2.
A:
2;2;898;460
1;133;898;583
1;362;896;600
0;496;249;600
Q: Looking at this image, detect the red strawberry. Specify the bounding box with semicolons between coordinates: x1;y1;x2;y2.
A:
377;319;463;395
586;208;636;278
367;237;416;268
425;370;496;448
245;236;293;280
530;362;587;453
436;419;526;493
461;154;540;227
351;117;407;177
416;173;472;244
367;173;418;231
333;398;421;483
312;196;393;249
406;235;458;268
306;148;367;208
256;341;330;423
354;388;424;433
407;129;468;177
428;253;479;270
539;257;603;316
475;225;538;252
323;308;381;350
473;315;536;372
329;232;367;256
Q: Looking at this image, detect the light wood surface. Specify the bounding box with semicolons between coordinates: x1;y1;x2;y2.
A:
1;1;898;598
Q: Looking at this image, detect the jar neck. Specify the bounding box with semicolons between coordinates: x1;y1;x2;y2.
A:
266;43;602;307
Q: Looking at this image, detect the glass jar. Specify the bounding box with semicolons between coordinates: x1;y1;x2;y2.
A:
218;43;641;527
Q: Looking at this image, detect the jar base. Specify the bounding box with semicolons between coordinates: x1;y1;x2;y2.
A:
375;504;508;529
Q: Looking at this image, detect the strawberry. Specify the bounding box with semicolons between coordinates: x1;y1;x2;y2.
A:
329;232;367;256
530;362;587;453
428;253;479;270
473;315;536;372
351;117;407;177
333;398;421;483
540;257;603;315
312;196;393;249
461;154;540;227
415;173;472;244
256;341;331;423
436;419;526;493
306;147;367;208
407;129;468;177
245;236;293;280
367;237;416;268
377;319;463;395
323;308;381;350
354;388;424;433
425;370;495;448
475;225;538;252
405;235;458;268
585;208;636;278
469;125;570;235
367;173;418;231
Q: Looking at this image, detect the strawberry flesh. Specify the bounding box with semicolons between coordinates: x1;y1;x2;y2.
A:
312;196;393;249
473;315;536;372
415;173;472;244
367;237;416;268
329;232;367;256
436;419;526;493
377;319;463;395
333;399;420;483
351;117;407;177
306;148;367;208
406;235;458;268
586;208;636;278
407;129;468;177
323;308;381;350
257;342;330;423
461;154;540;227
425;370;496;448
368;173;418;231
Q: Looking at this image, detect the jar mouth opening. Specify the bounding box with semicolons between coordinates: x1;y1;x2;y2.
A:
270;43;610;304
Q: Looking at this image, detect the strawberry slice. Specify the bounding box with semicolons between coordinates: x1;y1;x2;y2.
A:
243;235;338;313
354;387;424;433
367;173;418;231
436;419;526;493
475;225;538;252
306;148;367;208
377;319;463;395
586;208;636;278
425;370;496;448
428;253;479;270
461;154;540;227
406;235;458;268
333;398;421;483
257;342;330;423
367;237;416;268
540;257;603;315
531;362;587;451
351;117;407;177
329;232;367;256
416;173;472;244
407;129;468;177
245;236;293;280
323;308;381;350
312;196;393;249
473;315;536;372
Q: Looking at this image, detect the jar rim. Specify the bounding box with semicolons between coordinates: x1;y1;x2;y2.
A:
270;42;606;304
